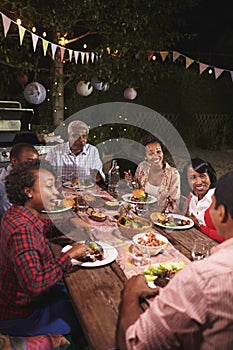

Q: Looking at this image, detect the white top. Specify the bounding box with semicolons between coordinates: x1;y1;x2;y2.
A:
188;188;215;226
145;182;160;197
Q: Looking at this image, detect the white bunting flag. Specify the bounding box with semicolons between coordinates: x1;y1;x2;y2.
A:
1;13;11;37
51;43;57;59
31;33;39;52
74;51;79;63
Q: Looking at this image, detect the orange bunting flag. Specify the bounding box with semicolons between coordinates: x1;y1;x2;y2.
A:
185;57;194;69
159;51;169;62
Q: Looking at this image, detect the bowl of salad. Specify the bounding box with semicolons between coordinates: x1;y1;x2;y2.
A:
117;214;152;239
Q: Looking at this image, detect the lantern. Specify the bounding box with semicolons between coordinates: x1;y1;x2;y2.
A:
124;88;137;100
24;82;46;104
76;81;93;96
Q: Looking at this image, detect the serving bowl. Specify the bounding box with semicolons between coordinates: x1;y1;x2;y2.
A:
117;215;152;239
132;231;168;256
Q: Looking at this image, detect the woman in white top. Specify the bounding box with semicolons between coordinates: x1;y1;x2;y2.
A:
125;136;180;211
182;157;224;242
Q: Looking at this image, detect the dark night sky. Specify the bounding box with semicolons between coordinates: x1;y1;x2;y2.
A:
177;0;233;70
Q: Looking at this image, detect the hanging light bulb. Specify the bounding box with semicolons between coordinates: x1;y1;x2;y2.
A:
16;19;22;25
42;31;47;37
32;26;36;32
208;68;213;74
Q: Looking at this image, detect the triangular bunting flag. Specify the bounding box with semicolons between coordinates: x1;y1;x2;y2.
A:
42;39;49;56
74;51;79;63
172;51;181;61
60;47;65;61
31;33;39;52
86;52;90;64
185;57;194;69
199;63;208;74
230;71;233;82
68;49;73;62
18;25;26;46
1;13;11;37
51;43;57;59
214;67;224;79
91;52;95;63
148;51;154;61
81;52;85;64
159;51;169;62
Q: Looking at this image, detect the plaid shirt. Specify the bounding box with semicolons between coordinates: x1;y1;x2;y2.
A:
0;206;72;320
45;141;105;182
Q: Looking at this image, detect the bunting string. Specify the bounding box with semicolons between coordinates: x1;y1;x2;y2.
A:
1;11;233;82
0;12;98;64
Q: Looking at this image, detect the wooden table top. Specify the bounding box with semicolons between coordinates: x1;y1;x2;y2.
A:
50;187;219;350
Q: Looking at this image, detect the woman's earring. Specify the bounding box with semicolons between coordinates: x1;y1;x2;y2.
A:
28;195;32;199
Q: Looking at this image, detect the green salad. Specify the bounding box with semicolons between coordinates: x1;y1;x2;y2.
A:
143;261;185;281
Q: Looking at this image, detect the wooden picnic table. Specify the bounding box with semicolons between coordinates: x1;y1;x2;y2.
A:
50;186;219;350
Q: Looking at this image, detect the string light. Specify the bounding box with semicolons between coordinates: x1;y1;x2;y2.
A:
42;31;47;37
152;54;156;61
16;19;22;25
110;127;113;130
208;68;213;74
32;26;36;32
83;43;87;49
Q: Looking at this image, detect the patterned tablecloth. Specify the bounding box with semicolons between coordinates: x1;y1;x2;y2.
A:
62;187;191;278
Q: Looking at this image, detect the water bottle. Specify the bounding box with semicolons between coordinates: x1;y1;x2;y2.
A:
108;160;120;195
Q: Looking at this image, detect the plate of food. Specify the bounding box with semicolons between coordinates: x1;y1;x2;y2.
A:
122;189;157;204
150;212;194;230
41;198;74;214
89;210;107;222
63;178;94;190
61;241;118;267
143;261;186;288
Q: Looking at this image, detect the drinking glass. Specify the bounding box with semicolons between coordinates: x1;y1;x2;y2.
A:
131;244;150;266
191;239;210;261
135;203;149;217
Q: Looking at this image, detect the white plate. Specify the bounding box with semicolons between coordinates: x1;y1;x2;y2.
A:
122;193;157;204
152;213;194;230
42;206;72;214
63;181;94;190
144;261;186;288
61;241;118;267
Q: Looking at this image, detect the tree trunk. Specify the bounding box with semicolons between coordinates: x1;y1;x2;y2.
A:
52;58;64;126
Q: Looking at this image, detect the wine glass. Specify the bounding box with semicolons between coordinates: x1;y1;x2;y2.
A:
191;239;210;261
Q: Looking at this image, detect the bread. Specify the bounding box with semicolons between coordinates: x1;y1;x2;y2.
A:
61;197;75;207
132;189;145;199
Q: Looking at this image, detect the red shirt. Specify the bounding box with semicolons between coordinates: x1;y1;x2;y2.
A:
0;206;72;320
